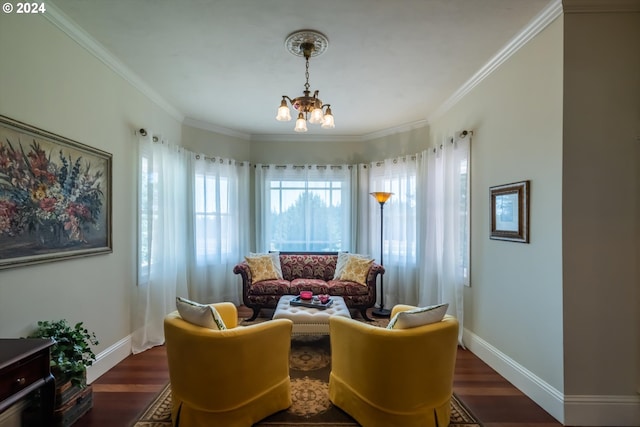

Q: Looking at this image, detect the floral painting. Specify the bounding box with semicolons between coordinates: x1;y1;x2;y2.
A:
0;116;112;269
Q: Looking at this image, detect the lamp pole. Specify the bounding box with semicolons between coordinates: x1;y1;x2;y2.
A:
370;192;393;317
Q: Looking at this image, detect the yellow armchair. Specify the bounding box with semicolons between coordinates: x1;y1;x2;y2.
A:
328;305;459;427
164;302;293;427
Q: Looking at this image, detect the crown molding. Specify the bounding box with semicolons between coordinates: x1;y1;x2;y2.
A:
246;119;429;143
428;0;563;122
249;133;364;143
563;0;640;13
183;117;251;140
361;120;429;141
44;2;184;123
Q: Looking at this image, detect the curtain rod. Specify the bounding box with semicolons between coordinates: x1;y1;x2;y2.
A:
137;128;159;142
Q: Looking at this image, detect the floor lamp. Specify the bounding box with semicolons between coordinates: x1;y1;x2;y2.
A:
370;191;393;317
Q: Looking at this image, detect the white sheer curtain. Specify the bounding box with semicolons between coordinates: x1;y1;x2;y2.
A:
132;132;189;354
132;135;251;353
187;155;250;304
418;135;470;345
368;156;420;309
255;164;352;252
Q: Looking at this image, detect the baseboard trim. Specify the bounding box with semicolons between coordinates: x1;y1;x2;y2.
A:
464;329;640;426
86;335;132;384
463;328;565;423
564;394;640;426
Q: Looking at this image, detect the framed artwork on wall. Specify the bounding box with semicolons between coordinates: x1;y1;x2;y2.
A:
0;115;112;269
489;180;530;243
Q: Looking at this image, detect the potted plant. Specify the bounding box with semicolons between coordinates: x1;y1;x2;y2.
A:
28;319;99;387
25;319;99;426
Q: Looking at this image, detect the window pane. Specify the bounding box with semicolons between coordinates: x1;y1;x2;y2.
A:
267;176;349;252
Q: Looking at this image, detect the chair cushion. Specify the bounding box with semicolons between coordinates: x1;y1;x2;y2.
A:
338;256;373;285
176;297;227;330
245;254;280;283
387;303;449;329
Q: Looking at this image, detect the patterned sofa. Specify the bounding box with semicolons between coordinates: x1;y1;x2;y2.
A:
233;252;384;322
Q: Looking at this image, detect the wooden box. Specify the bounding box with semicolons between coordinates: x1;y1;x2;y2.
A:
52;384;93;427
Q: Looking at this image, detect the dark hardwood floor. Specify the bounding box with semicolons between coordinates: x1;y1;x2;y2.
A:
73;306;563;427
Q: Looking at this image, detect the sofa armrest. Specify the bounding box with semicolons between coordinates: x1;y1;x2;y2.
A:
365;263;385;287
233;262;252;287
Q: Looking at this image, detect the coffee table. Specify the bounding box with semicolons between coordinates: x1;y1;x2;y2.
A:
272;295;351;336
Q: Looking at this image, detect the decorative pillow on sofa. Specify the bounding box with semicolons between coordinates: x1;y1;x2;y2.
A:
245;254;280;283
338;255;373;285
333;252;371;280
387;303;449;330
249;251;283;279
176;297;227;330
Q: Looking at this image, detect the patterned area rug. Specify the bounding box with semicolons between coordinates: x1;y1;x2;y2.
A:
134;317;481;427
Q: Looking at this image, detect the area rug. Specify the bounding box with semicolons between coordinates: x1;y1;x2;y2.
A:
133;328;481;427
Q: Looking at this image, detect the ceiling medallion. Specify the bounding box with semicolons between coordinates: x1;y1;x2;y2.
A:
285;30;329;57
276;30;334;132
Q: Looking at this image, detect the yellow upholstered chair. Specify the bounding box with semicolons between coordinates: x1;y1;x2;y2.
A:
164;302;293;427
329;304;459;427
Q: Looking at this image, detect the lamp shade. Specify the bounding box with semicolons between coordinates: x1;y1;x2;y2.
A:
309;107;324;124
321;110;335;129
370;192;393;204
276;104;292;122
294;113;308;132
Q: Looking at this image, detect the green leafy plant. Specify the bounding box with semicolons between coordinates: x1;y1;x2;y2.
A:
27;319;99;387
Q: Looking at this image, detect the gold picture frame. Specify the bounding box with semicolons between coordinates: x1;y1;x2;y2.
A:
490;180;530;243
0;115;112;269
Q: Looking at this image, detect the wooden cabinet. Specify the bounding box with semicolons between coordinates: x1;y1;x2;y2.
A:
0;339;55;424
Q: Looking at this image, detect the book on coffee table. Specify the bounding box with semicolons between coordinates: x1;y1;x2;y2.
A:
290;296;334;309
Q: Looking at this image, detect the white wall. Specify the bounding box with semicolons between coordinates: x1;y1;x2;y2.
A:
241;126;430;165
429;16;565;420
181;124;250;160
561;7;640;425
0;11;181;373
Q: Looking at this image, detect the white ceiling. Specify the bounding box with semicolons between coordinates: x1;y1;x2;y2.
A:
49;0;552;139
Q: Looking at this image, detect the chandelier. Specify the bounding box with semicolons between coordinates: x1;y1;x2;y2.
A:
275;30;335;132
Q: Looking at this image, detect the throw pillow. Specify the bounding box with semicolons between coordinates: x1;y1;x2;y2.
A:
249;251;283;279
338;255;373;285
245;254;279;283
387;303;449;330
333;252;370;280
176;297;227;330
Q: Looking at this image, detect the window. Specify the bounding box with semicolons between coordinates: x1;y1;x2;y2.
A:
369;161;418;264
259;165;351;252
194;173;232;261
138;155;157;272
193;159;248;265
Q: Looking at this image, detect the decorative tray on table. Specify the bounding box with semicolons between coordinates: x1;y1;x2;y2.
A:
290;296;334;309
